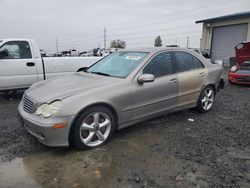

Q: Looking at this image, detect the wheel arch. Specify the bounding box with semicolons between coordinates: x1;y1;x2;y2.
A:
204;83;217;95
196;83;216;105
200;83;216;96
69;102;119;141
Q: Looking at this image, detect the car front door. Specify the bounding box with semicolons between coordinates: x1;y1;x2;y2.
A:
0;40;38;90
173;51;207;108
132;52;178;120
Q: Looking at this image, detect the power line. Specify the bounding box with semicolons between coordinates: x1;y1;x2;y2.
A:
56;0;249;40
55;0;249;50
58;31;200;47
57;24;200;46
108;31;201;41
102;0;249;31
103;0;227;29
107;24;200;38
57;1;249;43
57;3;249;49
127;36;199;47
57;26;103;39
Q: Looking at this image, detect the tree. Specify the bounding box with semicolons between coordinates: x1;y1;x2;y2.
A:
154;36;162;47
110;39;126;49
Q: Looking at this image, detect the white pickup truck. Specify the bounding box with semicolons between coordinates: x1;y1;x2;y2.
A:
0;39;102;91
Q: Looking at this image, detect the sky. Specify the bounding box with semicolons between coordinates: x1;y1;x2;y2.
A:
0;0;250;52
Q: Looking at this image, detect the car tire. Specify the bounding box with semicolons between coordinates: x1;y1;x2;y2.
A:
196;86;215;113
70;106;116;149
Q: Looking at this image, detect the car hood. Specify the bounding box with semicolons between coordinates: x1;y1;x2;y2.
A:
235;41;250;65
25;72;121;103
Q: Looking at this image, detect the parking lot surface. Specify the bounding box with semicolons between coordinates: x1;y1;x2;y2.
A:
0;70;250;188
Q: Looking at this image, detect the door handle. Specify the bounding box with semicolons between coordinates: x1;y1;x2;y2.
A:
26;62;35;67
198;72;205;77
169;78;178;84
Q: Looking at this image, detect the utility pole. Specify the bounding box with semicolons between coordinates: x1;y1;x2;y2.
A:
104;27;107;50
175;38;178;45
186;37;190;48
56;38;59;56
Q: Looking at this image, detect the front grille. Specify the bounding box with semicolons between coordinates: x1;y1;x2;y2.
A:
243;76;250;82
23;95;36;113
237;76;250;82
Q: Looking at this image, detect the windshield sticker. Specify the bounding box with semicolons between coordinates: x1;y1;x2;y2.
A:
125;56;141;61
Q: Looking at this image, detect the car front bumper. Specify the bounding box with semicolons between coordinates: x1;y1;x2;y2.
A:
228;72;250;85
18;101;75;147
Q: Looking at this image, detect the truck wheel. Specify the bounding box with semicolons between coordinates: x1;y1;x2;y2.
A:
70;106;115;149
196;86;215;113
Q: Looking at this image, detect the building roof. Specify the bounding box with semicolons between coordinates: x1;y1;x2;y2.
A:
196;11;250;23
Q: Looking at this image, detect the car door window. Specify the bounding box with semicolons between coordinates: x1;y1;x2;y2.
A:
0;41;32;59
193;56;205;69
143;52;173;77
174;52;195;72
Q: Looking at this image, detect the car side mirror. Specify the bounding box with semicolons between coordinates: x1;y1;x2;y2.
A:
137;74;155;84
77;67;88;72
0;50;9;58
230;65;237;72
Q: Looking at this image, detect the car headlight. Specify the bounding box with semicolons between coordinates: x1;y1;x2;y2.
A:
230;66;237;72
36;100;62;118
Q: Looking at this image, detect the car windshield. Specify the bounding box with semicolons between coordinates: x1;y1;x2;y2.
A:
86;52;148;78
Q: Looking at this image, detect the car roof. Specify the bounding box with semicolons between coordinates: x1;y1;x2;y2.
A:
119;47;189;53
1;38;34;41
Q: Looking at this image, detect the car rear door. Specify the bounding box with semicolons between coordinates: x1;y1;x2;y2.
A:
0;40;38;90
173;51;207;108
132;51;178;120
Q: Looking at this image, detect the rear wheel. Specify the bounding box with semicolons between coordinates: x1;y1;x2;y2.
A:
70;106;115;149
196;86;215;112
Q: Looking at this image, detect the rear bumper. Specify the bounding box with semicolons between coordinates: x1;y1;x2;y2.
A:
18;102;75;147
228;72;250;85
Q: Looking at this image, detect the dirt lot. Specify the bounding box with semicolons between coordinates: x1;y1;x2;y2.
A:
0;70;250;188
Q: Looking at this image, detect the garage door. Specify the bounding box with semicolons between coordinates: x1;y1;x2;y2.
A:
211;24;248;62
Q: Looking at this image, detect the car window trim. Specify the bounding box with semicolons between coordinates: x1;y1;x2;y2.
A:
0;40;32;60
141;51;175;79
192;55;205;69
172;51;196;73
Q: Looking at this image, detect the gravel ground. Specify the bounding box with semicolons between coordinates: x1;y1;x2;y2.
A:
0;70;250;188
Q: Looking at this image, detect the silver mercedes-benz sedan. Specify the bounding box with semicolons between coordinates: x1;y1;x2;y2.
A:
18;48;224;149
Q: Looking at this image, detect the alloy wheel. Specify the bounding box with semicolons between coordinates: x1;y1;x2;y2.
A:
79;112;111;147
201;88;214;111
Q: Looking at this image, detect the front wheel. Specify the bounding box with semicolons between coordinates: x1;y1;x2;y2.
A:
196;86;215;112
70;106;115;149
